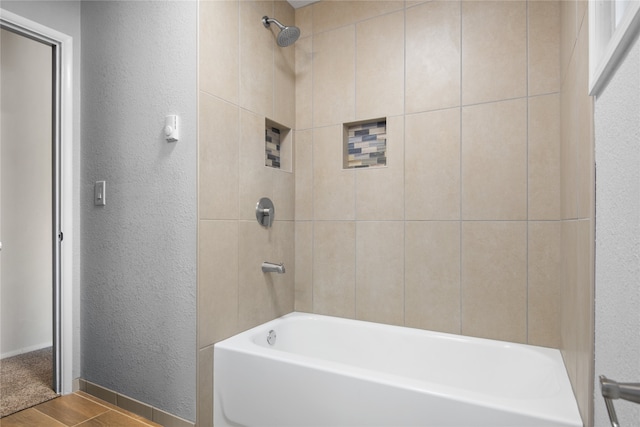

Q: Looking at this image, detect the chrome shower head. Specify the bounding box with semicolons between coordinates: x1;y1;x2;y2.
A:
262;16;300;47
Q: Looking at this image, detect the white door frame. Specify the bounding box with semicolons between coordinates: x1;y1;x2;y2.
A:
0;8;74;394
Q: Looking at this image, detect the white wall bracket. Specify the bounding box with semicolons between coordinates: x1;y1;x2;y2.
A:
164;115;179;142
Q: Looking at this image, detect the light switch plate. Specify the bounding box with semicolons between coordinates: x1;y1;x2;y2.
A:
94;181;106;206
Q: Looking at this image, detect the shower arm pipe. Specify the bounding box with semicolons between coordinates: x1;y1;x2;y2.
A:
262;16;285;30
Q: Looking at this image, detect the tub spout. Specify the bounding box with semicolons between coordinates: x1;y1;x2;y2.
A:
262;262;285;274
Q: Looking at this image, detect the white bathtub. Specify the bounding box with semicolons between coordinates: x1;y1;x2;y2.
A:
214;312;582;427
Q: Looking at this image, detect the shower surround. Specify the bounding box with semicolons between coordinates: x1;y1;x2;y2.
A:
197;1;594;426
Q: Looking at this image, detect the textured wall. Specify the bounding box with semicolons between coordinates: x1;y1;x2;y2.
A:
81;1;197;421
594;34;640;427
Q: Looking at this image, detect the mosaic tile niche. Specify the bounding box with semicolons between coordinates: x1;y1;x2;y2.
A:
344;119;387;169
265;119;291;171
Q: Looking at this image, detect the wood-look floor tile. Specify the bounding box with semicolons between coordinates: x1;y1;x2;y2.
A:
0;407;67;427
76;392;161;427
75;410;153;427
33;393;108;426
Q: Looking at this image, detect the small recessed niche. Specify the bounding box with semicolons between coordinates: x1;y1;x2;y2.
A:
343;118;387;169
265;119;291;172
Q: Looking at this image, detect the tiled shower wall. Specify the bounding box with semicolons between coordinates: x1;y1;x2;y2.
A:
559;0;595;424
295;0;563;345
293;0;594;423
196;0;595;426
197;1;296;426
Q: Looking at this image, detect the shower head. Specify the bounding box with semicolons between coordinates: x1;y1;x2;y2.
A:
262;16;300;47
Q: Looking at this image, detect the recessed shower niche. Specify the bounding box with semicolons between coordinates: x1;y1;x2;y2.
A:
265;119;292;172
343;118;387;169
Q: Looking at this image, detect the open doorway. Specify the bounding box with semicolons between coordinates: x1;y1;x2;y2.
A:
0;25;61;416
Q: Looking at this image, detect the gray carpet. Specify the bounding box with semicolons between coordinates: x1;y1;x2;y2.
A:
0;347;58;418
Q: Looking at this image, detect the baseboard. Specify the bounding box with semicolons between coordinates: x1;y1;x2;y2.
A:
79;379;194;427
0;342;52;360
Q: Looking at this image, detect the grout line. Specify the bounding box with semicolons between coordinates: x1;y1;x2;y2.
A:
525;0;530;345
353;21;358;321
402;3;407;327
459;0;464;336
235;0;241;330
272;2;275;121
32;407;70;426
353;23;358;221
310;7;315;315
396;92;561;120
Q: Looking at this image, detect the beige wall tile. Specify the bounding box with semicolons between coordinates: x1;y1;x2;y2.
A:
577;0;588;29
356;11;404;119
561;51;578;220
273;170;295;221
406;1;461;113
528;0;560;96
295;130;313;220
199;1;239;104
239;109;273;221
577;120;593;220
528;221;561;348
529;94;561;220
272;220;296;314
356;221;404;326
575;25;594;220
199;93;239;220
461;0;527;105
278;125;294;173
236;219;294;331
313;25;355;127
575;218;594;425
405;221;460;334
356;116;404;221
294;3;313;39
272;127;295;221
273;1;296;127
199;1;300;424
560;219;578;388
560;5;595;418
405;108;460;220
560;0;577;83
312;1;403;34
461;221;527;343
198;220;239;348
313;221;356;318
461;99;527;220
295;36;313;130
197;346;213;427
240;0;274;118
313;125;355;220
237;220;279;331
295;221;313;312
